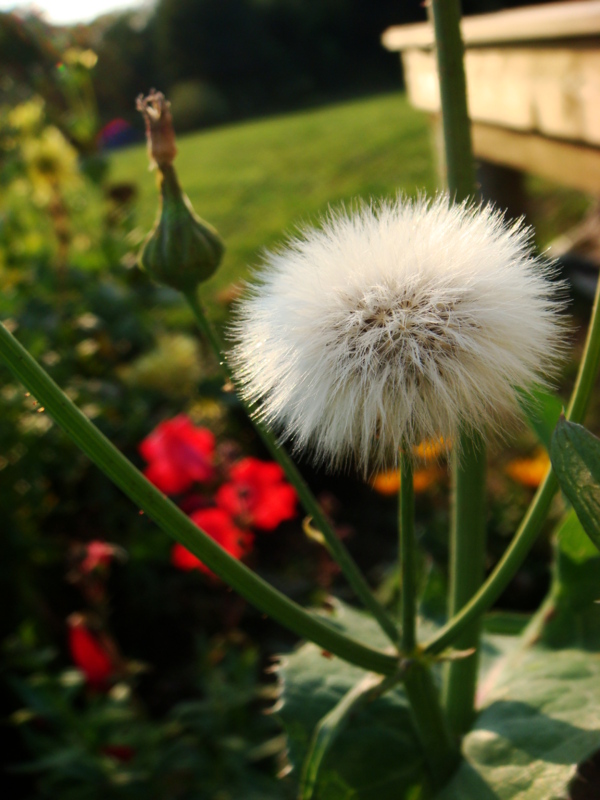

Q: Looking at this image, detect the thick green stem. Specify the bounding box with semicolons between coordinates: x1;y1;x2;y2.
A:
425;269;600;656
430;0;476;203
442;431;487;737
403;663;458;788
430;0;488;738
0;320;400;676
400;455;416;652
184;290;400;646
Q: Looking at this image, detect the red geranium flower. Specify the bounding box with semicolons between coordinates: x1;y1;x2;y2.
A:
67;614;116;690
216;458;297;531
171;507;253;577
139;415;215;494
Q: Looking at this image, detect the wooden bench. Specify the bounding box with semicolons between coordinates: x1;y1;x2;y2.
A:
382;0;600;215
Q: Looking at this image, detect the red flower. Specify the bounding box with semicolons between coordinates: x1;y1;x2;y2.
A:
171;507;253;577
139;415;215;494
79;540;121;574
67;614;116;690
216;458;297;531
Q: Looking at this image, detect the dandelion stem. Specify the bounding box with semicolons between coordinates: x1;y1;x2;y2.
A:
424;269;600;656
0;319;399;676
399;454;416;652
399;454;457;782
184;290;401;646
442;431;487;738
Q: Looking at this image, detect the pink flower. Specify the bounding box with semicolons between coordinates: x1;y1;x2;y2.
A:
79;541;120;574
216;458;297;531
140;415;215;494
171;507;254;578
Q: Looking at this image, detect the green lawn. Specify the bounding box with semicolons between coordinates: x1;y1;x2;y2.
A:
110;92;437;309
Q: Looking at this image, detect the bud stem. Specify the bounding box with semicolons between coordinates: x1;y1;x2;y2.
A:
183;290;401;646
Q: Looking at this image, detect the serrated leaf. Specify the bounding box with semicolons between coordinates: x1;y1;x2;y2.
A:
550;418;600;549
518;386;563;451
276;600;427;800
437;648;600;800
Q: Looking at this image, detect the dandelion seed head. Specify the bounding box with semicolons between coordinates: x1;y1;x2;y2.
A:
230;195;565;474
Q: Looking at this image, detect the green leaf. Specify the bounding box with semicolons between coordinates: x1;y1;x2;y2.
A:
275;600;427;800
550;417;600;549
518;386;563;451
437;647;600;800
438;512;600;800
539;511;600;650
299;673;387;800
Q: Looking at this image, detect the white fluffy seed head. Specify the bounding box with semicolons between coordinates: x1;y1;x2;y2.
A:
229;195;566;475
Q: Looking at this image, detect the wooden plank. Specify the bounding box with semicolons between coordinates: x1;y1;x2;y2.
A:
471;123;600;194
401;47;600;147
382;1;600;51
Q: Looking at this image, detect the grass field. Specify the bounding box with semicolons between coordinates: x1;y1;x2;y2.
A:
110;91;591;315
110;92;437;310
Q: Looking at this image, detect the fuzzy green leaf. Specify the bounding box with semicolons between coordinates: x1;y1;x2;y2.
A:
437;647;600;800
550;418;600;550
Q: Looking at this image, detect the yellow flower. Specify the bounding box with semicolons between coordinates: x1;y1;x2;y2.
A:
8;97;45;134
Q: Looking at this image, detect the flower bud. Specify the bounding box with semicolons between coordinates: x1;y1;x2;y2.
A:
136;90;225;292
139;165;224;291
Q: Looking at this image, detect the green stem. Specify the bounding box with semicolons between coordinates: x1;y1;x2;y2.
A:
430;0;488;737
400;454;416;652
184;290;400;646
398;455;457;781
425;269;600;656
442;431;487;738
403;662;458;788
430;0;476;203
0;320;399;676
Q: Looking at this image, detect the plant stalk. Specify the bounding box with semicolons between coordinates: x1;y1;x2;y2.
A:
400;454;416;652
430;0;488;737
0;320;400;676
442;431;487;737
398;457;457;781
403;662;458;788
430;0;476;203
425;267;600;656
184;290;400;646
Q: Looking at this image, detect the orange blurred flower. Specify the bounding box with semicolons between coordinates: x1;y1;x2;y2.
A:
371;466;444;496
505;449;550;488
412;436;451;462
